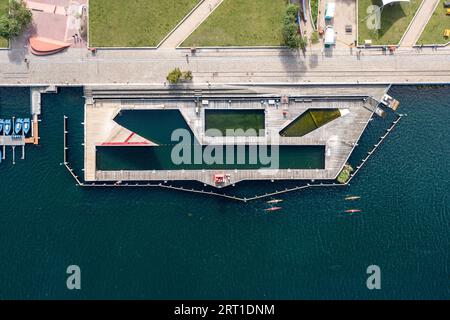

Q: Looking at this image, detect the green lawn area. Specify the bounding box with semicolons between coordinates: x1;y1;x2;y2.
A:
358;0;422;45
417;0;450;44
0;0;9;48
89;0;201;47
205;109;265;136
311;0;319;29
337;164;353;184
182;0;287;47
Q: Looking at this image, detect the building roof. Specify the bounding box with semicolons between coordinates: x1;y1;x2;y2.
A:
382;0;410;6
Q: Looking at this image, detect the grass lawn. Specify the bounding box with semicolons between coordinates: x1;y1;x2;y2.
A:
0;0;9;48
358;0;422;45
182;0;287;47
311;0;319;29
417;0;450;44
205;109;265;136
337;164;353;184
89;0;201;47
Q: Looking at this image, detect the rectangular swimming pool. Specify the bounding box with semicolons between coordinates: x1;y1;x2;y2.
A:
204;109;265;136
96;145;325;171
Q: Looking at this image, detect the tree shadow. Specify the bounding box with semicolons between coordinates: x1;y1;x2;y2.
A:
377;3;407;37
278;49;308;82
7;23;37;64
309;53;319;69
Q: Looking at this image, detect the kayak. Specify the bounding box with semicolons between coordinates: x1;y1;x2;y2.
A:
265;207;282;212
267;199;283;204
345;209;362;213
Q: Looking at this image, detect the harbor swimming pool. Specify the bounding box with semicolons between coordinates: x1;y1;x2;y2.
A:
96;145;325;171
204;109;265;136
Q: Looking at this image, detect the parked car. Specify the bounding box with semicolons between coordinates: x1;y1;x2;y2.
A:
444;1;450;8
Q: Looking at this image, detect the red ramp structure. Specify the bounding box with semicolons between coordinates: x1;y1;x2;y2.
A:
29;37;70;56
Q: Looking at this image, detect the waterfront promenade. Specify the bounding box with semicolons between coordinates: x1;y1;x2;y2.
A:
1;46;450;85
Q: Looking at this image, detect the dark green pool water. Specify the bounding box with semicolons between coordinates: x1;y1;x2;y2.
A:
96;145;325;170
0;86;449;299
114;109;195;145
204;109;265;136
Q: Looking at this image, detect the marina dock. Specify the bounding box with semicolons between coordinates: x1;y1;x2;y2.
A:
1;87;43;163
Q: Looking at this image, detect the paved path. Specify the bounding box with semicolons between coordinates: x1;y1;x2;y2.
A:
400;0;440;47
2;46;449;85
159;0;224;48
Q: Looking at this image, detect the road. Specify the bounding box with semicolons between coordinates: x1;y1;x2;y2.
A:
1;46;449;85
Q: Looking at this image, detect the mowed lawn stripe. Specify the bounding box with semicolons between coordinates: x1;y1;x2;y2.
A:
89;0;201;47
182;0;287;47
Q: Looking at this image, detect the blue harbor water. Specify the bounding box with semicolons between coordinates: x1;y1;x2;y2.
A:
0;86;449;299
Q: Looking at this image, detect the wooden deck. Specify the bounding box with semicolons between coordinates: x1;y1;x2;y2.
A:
84;85;387;187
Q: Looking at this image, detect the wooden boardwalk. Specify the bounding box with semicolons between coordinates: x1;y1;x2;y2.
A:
84;85;387;186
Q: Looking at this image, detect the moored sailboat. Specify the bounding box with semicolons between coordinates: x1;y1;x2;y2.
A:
4;119;12;135
14;118;23;135
23;118;31;135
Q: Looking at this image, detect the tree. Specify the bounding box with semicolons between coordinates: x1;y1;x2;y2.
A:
167;68;182;84
299;35;307;50
310;31;319;44
282;4;304;50
182;70;193;81
167;68;193;84
0;0;32;39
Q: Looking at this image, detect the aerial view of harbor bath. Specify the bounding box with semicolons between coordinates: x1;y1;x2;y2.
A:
0;0;449;304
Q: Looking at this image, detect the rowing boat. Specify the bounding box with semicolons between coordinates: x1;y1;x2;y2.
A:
265;207;282;212
345;209;362;213
267;199;283;204
345;196;361;201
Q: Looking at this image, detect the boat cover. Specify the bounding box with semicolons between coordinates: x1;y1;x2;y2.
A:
325;3;336;19
324;27;335;45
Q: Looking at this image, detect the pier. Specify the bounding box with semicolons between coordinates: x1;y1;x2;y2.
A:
64;112;403;202
0;87;43;163
85;99;373;186
82;85;389;187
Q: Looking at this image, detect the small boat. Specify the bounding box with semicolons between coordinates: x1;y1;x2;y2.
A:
4;119;11;135
0;119;3;133
345;196;361;201
267;199;283;204
23;118;31;135
265;207;283;212
14;118;23;135
345;209;362;214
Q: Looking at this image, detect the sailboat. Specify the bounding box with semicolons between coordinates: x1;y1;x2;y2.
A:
14;118;23;135
23;118;31;135
4;119;11;135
